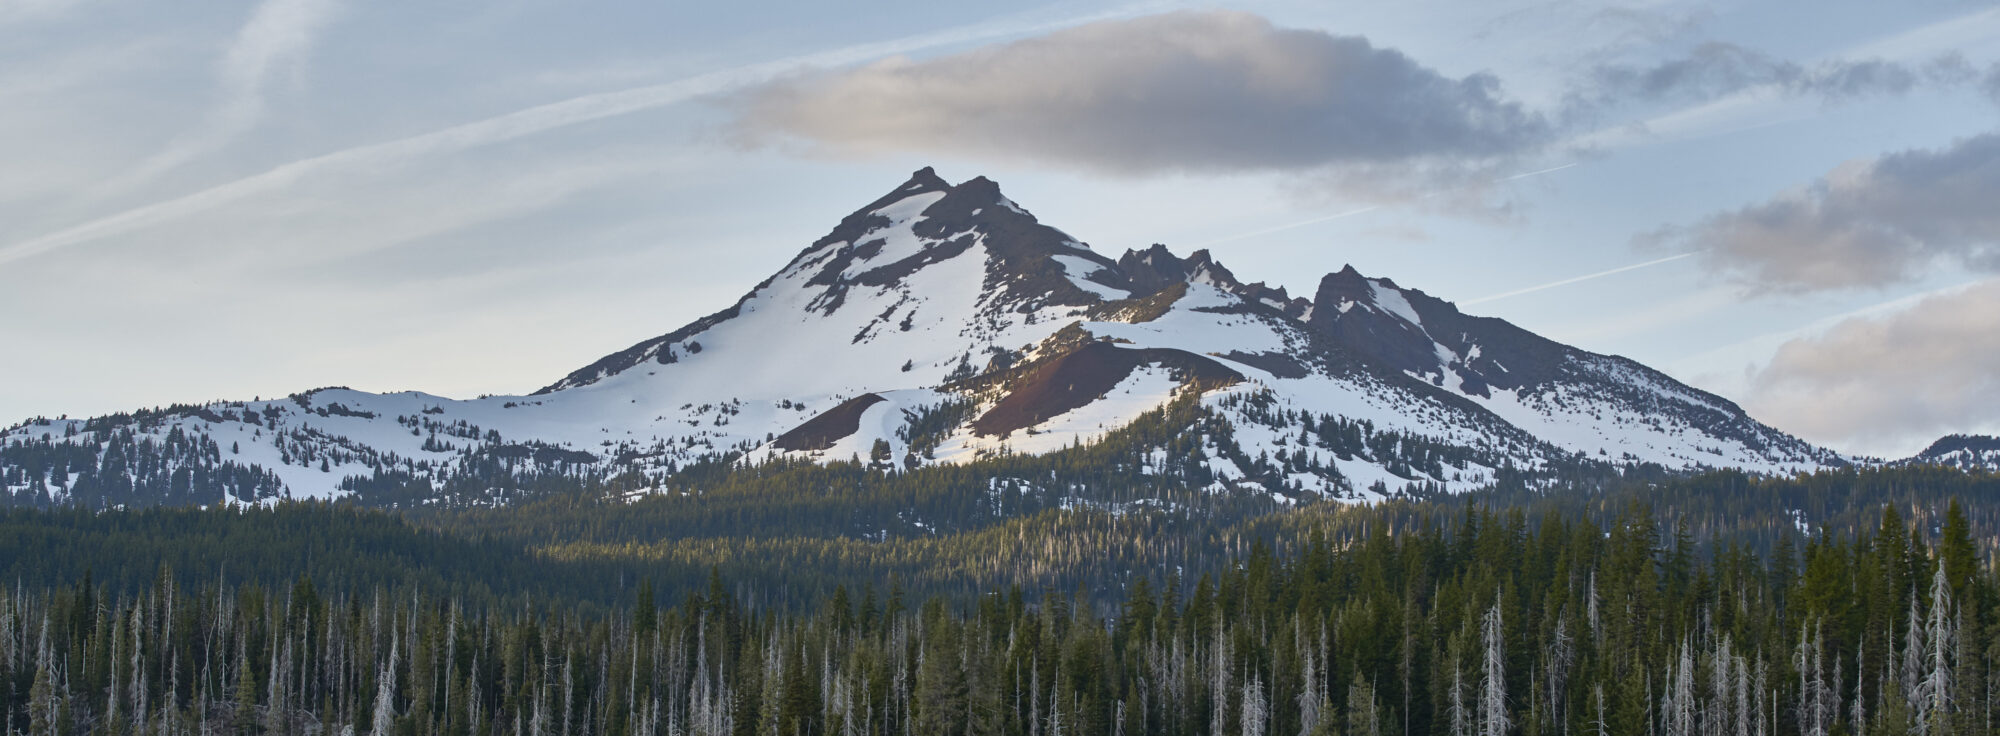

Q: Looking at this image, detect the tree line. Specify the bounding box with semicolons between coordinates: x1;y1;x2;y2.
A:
8;498;2000;735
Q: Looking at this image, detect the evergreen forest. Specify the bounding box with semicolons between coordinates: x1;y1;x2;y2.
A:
6;465;2000;735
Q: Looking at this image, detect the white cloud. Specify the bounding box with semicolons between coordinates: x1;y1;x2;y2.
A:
1644;133;2000;292
734;11;1549;176
1747;278;2000;457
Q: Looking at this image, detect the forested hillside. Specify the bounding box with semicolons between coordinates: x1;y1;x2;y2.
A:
9;466;2000;613
6;488;2000;736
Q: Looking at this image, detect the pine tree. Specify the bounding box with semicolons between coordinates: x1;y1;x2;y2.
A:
1665;639;1694;736
779;643;822;736
1796;620;1828;736
1920;566;1955;734
1544;614;1574;730
373;632;400;736
1479;602;1509;736
1211;621;1231;736
1449;653;1472;736
1906;595;1928;710
1940;500;1977;599
1295;650;1325;736
29;619;56;736
1240;670;1266;736
235;631;260;735
1710;635;1735;736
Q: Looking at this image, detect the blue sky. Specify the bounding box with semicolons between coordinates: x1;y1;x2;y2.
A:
4;0;1999;458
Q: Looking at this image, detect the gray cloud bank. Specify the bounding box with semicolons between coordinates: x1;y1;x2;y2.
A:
1645;133;2000;292
1749;280;2000;456
733;11;1549;175
1577;42;1976;109
729;11;1997;195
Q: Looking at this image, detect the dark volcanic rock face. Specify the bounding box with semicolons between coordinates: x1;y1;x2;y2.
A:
926;176;1125;308
810;166;953;269
1305;265;1562;396
1117;245;1191;297
970;341;1242;437
772;394;889;452
1117;246;1308;318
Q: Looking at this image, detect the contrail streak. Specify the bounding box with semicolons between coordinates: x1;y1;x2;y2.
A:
1459;252;1695;306
1192;205;1382;247
0;6;1142;267
1195;161;1576;248
90;0;344;198
1499;162;1576;181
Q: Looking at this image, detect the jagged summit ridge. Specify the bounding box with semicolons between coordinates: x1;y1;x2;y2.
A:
1301;264;1833;468
2;168;1847;510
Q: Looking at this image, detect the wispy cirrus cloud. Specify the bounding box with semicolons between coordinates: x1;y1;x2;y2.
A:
95;0;343;194
0;5;1139;268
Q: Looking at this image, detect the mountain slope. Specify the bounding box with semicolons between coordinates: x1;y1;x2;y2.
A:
1902;435;2000;472
1;169;1845;510
1299;265;1837;469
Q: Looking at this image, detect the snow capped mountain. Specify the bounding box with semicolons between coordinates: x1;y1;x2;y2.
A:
1;169;1849;509
1901;435;2000;472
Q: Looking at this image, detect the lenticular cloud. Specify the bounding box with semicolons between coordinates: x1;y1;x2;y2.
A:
733;11;1549;176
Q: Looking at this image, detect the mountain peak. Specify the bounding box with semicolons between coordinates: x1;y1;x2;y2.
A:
899;173;1041;235
849;166;953;218
1323;264;1415;294
1310;265;1380;318
1185;249;1233;283
1117;245;1189;296
885;169;1010;207
901;166;950;193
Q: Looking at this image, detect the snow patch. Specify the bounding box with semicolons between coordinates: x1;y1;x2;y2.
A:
1368;282;1423;326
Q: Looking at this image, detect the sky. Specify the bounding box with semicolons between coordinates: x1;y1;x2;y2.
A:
3;0;1999;459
